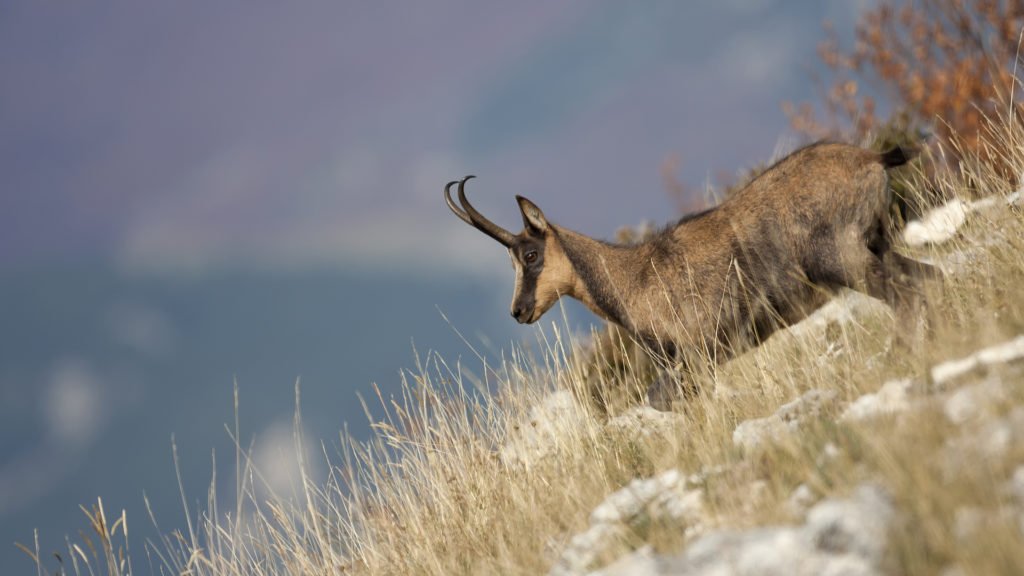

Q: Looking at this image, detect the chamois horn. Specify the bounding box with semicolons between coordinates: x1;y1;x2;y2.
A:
449;175;516;247
444;179;474;227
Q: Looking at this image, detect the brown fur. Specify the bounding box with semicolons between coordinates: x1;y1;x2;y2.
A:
447;142;939;406
533;239;578;316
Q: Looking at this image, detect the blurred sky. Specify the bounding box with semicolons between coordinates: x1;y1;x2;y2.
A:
0;0;875;570
1;0;871;275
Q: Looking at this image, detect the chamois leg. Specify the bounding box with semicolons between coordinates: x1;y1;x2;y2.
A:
857;249;936;351
807;229;930;350
647;340;737;411
646;365;691;411
889;251;943;283
883;251;943;348
866;212;943;348
642;338;698;411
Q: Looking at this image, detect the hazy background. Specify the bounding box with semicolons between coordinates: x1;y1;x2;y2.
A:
0;1;870;571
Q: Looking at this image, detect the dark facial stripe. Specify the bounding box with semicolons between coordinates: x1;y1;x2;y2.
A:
513;234;546;317
519;259;539;307
554;229;631;329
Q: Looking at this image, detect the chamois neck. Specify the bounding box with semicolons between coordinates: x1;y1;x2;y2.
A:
551;225;644;328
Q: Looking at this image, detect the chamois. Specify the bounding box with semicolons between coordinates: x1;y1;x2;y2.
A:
445;142;939;407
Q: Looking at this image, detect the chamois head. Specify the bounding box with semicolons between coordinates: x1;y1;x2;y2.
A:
445;176;574;324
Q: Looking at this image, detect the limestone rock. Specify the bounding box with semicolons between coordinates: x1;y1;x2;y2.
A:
733;389;838;451
605;405;686;441
942;377;1007;425
786;483;818;517
841;378;915;422
550;469;705;576
943;408;1024;478
903;191;1022;247
787;290;890;341
500;390;589;467
904;199;968;246
931;335;1024;388
589;484;893;576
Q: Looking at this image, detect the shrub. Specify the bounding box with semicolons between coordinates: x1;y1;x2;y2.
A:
785;0;1024;188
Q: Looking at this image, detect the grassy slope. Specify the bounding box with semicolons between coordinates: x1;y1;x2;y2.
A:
28;123;1024;576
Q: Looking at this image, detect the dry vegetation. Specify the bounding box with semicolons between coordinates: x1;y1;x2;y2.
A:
668;0;1024;217
24;112;1024;576
22;3;1024;575
786;0;1024;153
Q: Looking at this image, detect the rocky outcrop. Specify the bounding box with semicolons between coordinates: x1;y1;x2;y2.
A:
591;484;894;576
550;469;706;576
840;378;915;422
732;389;838;451
500;390;590;468
903;191;1021;247
589;334;1024;576
930;335;1024;388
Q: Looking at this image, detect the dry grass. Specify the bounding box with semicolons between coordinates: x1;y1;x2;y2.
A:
25;118;1024;575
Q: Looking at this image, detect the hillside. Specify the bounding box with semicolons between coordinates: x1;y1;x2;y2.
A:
26;127;1024;575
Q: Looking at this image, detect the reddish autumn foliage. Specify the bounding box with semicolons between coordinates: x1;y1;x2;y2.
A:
786;0;1024;164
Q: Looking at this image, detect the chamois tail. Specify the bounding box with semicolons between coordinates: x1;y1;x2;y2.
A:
879;145;918;168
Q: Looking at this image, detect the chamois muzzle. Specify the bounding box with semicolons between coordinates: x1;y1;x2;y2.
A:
511;303;534;324
444;176;516;247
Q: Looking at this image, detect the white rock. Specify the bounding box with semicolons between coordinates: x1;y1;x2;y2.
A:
840;379;914;422
731;529;807;575
818;442;841;467
788;290;890;340
931;335;1024;387
551;469;705;576
588;545;657;576
968;189;1022;210
733;389;838;451
932;356;978;387
952;505;1021;545
604;406;685;440
806;485;893;562
735;480;772;517
500;390;589;467
904;199;968;246
972;410;1021;459
786;484;818;517
976;335;1024;367
633;484;893;576
777;389;839;424
942;377;1007;425
590;470;685;524
943;408;1024;478
903;190;1022;248
556;523;625;576
952;507;984;543
733;415;789;452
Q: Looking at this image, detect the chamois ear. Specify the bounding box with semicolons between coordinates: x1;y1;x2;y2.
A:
516;195;548;234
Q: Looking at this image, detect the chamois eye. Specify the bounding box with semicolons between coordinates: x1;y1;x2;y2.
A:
524;250;538;264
